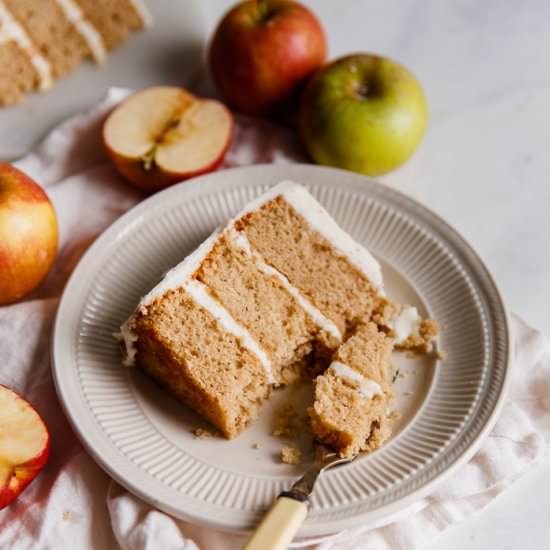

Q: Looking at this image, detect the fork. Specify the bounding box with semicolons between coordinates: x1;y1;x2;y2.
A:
243;445;356;550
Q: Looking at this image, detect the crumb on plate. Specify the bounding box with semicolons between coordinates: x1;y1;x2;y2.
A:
280;445;301;465
193;427;216;439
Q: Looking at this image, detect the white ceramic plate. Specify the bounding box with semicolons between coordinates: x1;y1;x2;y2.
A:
52;164;511;537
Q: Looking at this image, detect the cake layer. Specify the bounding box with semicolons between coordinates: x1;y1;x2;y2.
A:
309;323;394;457
133;287;271;438
0;42;36;105
4;0;90;78
236;195;381;336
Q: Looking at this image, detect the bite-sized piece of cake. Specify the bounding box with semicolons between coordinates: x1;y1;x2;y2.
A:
119;181;438;442
388;305;440;354
309;323;394;458
280;445;301;465
0;0;151;106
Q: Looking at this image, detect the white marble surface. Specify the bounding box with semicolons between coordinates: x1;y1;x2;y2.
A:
203;1;550;549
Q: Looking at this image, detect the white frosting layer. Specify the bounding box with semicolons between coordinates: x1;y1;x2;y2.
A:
184;279;274;384
0;2;52;90
128;0;154;27
54;0;106;64
330;361;383;399
140;229;221;309
228;228;343;342
237;181;384;289
118;321;138;367
391;306;421;344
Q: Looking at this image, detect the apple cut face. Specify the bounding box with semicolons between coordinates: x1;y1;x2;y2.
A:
103;87;234;192
0;385;50;509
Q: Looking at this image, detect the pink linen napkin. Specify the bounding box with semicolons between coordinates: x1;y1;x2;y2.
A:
0;88;549;550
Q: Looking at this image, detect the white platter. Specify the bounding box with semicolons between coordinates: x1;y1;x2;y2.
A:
52;164;511;537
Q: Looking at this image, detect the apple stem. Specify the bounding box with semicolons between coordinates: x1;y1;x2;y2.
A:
356;83;369;99
255;0;270;22
141;148;156;172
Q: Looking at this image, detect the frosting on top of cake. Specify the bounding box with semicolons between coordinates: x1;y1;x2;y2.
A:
54;0;107;64
0;2;52;90
330;361;383;399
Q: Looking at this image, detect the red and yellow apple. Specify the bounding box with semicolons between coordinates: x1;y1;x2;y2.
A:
0;385;50;509
299;54;428;176
0;163;58;305
209;0;327;115
103;86;234;192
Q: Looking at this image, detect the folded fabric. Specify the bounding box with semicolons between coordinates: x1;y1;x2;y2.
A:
0;88;548;550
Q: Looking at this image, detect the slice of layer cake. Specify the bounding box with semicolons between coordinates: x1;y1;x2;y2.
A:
119;181;438;450
309;322;394;458
0;0;151;106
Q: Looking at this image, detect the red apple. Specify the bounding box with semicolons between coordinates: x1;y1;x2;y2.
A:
103;86;234;192
0;164;58;305
209;0;327;115
0;385;50;509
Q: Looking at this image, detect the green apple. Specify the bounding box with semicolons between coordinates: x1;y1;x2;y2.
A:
298;54;428;176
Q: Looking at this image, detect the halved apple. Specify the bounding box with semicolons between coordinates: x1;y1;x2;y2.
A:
0;385;50;509
103;86;234;192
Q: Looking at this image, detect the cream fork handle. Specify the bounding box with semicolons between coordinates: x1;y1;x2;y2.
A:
243;496;308;550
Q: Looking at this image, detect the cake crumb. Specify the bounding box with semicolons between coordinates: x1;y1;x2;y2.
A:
252;442;261;449
193;427;216;439
436;350;447;361
280;445;301;465
388;410;401;423
273;405;299;437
